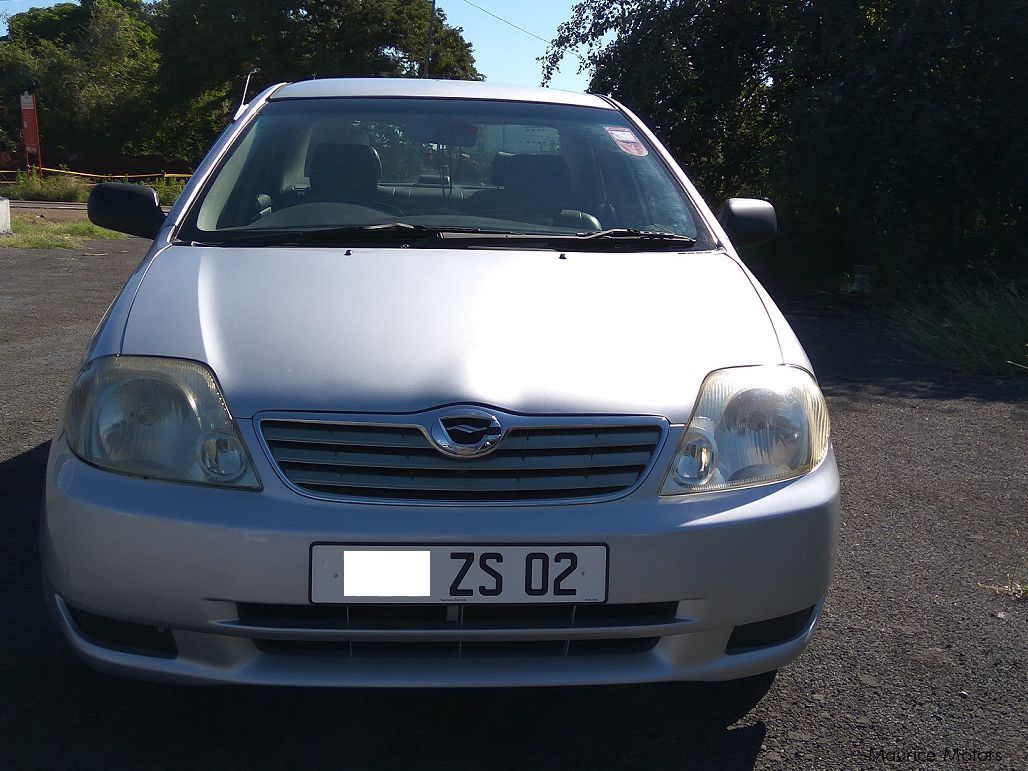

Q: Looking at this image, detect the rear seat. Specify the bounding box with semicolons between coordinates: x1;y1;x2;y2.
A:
304;141;481;214
376;185;473;213
303;143;598;225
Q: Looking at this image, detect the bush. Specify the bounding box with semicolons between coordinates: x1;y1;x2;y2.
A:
0;171;89;202
145;177;187;206
890;277;1028;377
110;177;186;206
0;172;188;206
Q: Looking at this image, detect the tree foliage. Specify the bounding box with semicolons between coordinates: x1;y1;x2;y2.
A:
155;0;477;98
0;0;479;163
6;3;88;43
546;0;1027;285
0;0;158;158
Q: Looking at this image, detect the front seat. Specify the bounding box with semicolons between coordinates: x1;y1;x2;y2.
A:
469;154;601;230
306;143;382;205
464;152;514;211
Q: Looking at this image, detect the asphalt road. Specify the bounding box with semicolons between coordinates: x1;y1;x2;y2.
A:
5;202;172;221
1;240;1025;770
6;201;92;222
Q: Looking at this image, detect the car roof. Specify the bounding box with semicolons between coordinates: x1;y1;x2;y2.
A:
271;78;615;110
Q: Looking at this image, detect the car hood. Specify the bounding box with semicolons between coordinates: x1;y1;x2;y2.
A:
121;246;781;422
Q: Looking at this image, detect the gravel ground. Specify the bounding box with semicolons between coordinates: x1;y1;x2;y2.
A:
1;241;1025;770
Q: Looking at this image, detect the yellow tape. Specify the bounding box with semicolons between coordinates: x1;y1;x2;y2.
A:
37;167;103;178
25;167;193;181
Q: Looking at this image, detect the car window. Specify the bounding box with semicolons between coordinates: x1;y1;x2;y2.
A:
180;97;715;246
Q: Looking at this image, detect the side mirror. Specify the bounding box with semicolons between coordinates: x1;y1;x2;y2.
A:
718;198;777;247
88;182;165;240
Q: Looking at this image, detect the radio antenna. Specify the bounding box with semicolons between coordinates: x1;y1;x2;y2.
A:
239;68;258;110
234;68;260;120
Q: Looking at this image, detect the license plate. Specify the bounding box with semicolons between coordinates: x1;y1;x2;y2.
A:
310;544;608;604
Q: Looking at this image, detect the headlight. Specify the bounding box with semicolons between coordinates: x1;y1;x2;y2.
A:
64;356;260;489
661;365;829;495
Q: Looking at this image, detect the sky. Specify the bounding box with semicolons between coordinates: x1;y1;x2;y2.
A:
438;0;589;91
0;0;593;91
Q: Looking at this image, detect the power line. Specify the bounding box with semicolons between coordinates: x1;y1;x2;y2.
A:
459;0;552;46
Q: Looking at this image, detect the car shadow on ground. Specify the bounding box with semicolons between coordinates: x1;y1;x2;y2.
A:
785;309;1027;404
3;442;768;770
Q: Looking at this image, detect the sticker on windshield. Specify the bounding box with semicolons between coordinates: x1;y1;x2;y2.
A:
605;126;648;156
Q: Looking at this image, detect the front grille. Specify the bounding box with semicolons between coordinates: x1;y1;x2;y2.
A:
241;602;675;658
254;637;659;657
237;602;678;630
261;419;664;502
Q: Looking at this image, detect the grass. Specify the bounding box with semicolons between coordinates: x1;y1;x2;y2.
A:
979;575;1028;600
1;214;121;248
0;171;89;202
888;276;1028;377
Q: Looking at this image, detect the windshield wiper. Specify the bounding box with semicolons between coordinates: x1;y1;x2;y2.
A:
433;228;696;250
186;222;443;247
184;224;696;250
576;228;696;246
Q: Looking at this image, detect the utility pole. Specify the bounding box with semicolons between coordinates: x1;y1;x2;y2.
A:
421;0;437;78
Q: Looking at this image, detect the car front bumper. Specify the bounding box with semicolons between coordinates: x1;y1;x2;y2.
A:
41;424;840;687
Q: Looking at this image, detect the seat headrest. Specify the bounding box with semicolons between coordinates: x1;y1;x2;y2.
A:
307;143;382;198
503;154;572;211
491;152;514;186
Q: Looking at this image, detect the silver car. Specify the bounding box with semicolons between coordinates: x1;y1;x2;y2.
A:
43;78;839;687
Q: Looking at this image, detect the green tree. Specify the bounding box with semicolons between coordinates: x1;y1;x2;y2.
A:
4;0;145;42
155;0;478;100
0;0;480;163
0;0;159;158
546;0;1027;285
773;0;1028;283
151;0;480;160
5;3;88;44
548;0;785;205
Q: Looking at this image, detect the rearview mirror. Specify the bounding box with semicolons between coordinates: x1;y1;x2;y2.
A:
405;117;479;147
88;182;165;240
718;198;777;247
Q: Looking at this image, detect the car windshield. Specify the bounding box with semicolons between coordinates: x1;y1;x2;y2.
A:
178;97;716;248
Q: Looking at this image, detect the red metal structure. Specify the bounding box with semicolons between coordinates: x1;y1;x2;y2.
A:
20;91;42;174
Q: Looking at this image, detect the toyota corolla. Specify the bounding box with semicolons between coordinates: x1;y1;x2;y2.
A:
42;78;839;687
